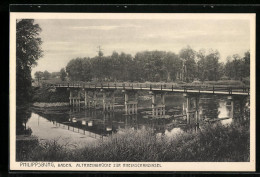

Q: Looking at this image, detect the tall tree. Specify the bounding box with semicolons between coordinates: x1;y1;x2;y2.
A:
42;70;51;80
16;19;43;104
34;71;43;85
60;68;67;81
179;46;197;82
243;51;250;78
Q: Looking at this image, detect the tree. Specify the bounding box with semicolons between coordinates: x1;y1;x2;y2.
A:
205;50;220;81
66;58;84;81
179;46;197;82
16;19;43;104
243;51;250;78
60;68;67;81
34;71;43;85
50;72;60;78
42;70;51;80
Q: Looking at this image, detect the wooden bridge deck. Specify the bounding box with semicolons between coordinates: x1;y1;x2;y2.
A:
52;83;250;96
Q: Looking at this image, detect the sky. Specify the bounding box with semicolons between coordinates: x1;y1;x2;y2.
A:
31;18;250;75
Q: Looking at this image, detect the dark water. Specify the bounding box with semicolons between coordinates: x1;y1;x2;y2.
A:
16;94;250;148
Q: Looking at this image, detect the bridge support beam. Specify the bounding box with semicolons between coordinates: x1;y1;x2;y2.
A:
69;89;81;107
123;91;138;115
102;91;115;112
183;93;200;125
77;90;81;107
93;91;97;108
151;93;156;116
103;92;106;111
186;95;191;124
69;89;72;106
195;96;200;127
150;92;166;118
161;93;166;116
111;92;115;111
228;96;234;118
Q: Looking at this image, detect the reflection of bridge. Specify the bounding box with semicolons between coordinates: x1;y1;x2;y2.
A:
52;82;250;125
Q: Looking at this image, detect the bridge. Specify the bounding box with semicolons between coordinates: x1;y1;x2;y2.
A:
51;82;250;125
52;82;250;96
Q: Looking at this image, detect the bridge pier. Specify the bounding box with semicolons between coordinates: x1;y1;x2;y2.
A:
69;89;81;107
69;89;72;105
150;92;166;117
93;91;97;108
227;96;234;118
103;92;106;111
84;90;93;108
183;93;200;125
195;96;200;127
101;91;115;112
185;94;191;124
123;91;138;115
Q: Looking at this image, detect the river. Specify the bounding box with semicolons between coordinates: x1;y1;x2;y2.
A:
16;94;250;149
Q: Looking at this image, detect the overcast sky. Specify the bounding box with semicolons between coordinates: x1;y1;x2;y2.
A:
32;18;250;75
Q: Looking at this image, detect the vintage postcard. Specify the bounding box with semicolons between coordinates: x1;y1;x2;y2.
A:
10;13;256;171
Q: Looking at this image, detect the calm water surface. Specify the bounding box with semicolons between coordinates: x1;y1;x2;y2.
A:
16;94;249;148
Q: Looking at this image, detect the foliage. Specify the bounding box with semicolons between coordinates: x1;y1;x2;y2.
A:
16;19;43;104
32;86;69;103
60;68;67;81
179;46;197;82
64;47;250;84
34;71;43;84
17;120;249;162
224;51;250;80
42;70;51;80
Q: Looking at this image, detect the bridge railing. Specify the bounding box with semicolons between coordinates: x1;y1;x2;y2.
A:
51;82;250;94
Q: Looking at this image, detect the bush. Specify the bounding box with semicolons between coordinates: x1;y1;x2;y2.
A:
17;120;249;162
220;76;229;80
32;86;69;103
242;77;250;86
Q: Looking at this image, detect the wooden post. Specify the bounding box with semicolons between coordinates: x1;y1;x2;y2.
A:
161;93;166;116
111;92;115;110
134;92;138;114
152;93;156;116
93;91;97;108
125;92;129;115
103;92;106;111
129;104;132;115
186;96;191;124
69;89;72;106
84;90;87;107
195;96;200;124
78;90;81;107
228;96;234;118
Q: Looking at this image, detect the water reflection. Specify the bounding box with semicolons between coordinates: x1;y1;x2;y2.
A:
16;94;249;147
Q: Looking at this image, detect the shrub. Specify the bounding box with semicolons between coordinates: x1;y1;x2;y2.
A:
16;120;249;162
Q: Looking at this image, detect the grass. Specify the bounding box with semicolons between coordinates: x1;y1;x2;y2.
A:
16;120;249;162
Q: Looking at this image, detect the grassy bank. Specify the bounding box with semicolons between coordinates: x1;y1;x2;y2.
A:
17;120;249;162
32;86;69;103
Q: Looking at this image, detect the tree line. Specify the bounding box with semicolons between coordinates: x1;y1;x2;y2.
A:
65;47;250;83
34;68;67;83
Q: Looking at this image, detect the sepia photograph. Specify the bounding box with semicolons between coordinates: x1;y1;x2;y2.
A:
9;13;255;171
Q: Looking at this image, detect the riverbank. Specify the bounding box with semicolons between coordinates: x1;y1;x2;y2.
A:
33;102;69;107
32;86;69;103
16;119;249;162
